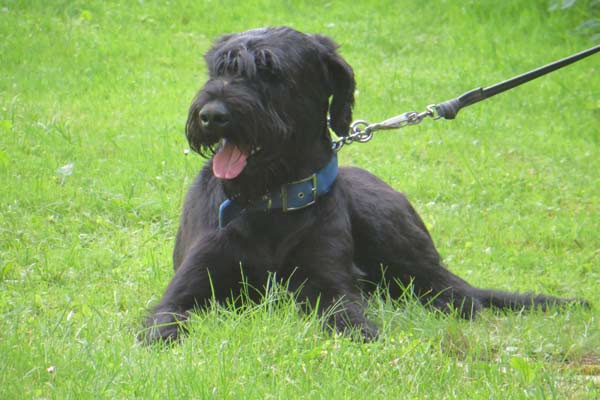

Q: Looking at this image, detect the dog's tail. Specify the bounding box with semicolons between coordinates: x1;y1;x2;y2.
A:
473;288;589;311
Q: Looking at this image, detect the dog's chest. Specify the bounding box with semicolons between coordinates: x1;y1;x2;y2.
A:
229;212;314;273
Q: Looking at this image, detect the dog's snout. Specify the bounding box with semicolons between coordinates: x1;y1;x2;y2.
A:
199;101;230;128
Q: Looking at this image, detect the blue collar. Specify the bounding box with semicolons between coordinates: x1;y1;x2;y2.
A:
219;154;338;228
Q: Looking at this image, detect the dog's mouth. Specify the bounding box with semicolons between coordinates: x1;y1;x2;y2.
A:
212;138;262;180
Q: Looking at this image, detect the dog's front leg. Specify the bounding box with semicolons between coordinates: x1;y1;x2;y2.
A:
325;294;379;341
301;285;378;341
291;254;379;340
143;267;208;343
143;241;232;344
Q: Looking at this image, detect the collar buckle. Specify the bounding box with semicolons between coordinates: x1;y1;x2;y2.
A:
281;173;318;212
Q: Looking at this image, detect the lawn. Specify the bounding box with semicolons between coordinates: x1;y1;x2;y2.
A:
1;0;599;398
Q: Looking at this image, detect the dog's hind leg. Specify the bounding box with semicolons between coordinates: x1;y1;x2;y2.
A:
352;205;581;317
381;257;485;319
345;167;585;317
471;288;588;311
374;253;585;317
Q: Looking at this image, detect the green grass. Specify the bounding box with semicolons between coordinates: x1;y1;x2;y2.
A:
1;0;599;398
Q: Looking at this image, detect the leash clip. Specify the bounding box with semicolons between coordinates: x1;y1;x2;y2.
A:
367;106;436;132
332;105;438;152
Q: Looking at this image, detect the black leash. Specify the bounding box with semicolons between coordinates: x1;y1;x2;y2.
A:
333;44;599;151
436;44;600;119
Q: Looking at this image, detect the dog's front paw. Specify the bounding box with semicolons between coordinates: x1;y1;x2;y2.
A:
355;320;380;342
335;320;380;342
329;313;379;342
141;311;187;345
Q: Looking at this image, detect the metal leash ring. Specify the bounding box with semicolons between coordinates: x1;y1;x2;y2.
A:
350;120;373;143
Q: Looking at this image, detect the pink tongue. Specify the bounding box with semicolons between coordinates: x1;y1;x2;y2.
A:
212;142;248;179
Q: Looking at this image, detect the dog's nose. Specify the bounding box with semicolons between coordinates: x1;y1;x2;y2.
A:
199;101;230;128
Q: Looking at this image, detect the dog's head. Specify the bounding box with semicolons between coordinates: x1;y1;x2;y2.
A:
185;27;355;199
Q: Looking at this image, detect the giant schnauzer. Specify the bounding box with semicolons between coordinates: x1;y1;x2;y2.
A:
144;27;583;343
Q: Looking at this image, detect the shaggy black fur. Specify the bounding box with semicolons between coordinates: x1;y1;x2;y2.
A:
144;27;584;343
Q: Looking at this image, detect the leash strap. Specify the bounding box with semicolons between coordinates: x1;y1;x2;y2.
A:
332;44;599;151
435;44;600;119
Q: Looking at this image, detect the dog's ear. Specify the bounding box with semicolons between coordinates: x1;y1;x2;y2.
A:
313;35;355;138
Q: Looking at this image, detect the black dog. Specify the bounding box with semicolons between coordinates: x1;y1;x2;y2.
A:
144;27;581;343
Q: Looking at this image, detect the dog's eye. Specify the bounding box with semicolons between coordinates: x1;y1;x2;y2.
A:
255;49;283;80
258;68;280;82
256;49;276;69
